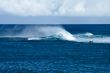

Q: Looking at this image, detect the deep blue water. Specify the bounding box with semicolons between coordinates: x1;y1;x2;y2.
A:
0;24;110;35
64;24;110;35
0;25;110;73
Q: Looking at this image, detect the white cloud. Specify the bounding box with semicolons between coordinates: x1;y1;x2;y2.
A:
0;0;59;16
0;0;110;16
74;2;86;15
85;0;110;16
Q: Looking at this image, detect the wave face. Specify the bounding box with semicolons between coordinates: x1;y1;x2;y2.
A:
0;25;110;43
26;26;76;41
0;25;76;41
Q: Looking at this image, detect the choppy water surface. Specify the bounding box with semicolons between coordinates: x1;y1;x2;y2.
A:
0;40;110;73
0;25;110;73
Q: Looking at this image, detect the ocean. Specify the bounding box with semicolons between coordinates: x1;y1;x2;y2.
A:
0;24;110;73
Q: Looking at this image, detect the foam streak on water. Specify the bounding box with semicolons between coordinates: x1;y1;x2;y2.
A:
74;32;110;43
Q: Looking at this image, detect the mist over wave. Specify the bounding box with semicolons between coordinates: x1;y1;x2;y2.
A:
0;25;110;43
0;25;76;41
24;26;76;41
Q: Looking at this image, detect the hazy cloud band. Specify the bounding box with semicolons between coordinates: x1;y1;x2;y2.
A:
0;0;110;16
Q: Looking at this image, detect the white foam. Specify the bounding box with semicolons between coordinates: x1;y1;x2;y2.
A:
25;26;76;41
27;37;42;40
74;33;110;43
84;32;94;37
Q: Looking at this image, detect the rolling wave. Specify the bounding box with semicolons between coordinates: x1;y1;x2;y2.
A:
27;32;110;44
0;25;76;41
27;29;76;41
0;25;109;43
74;32;110;43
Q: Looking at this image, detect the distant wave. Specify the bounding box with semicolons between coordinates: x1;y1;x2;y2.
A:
0;25;110;43
28;31;76;41
28;36;72;41
27;32;110;44
0;25;76;41
74;32;110;43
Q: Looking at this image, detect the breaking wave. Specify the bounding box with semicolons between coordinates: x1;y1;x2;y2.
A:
28;32;110;44
0;25;110;43
27;31;110;44
0;25;76;41
74;32;110;44
26;26;76;41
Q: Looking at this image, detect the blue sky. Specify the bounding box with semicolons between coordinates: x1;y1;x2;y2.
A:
0;0;110;24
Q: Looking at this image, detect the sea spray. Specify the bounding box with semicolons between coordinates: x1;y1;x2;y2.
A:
0;25;76;41
25;26;76;41
0;25;110;43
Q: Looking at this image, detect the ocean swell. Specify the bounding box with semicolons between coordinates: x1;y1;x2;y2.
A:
26;26;76;41
0;25;110;43
0;25;76;41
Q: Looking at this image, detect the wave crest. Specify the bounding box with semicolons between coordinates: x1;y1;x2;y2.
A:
22;26;76;41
